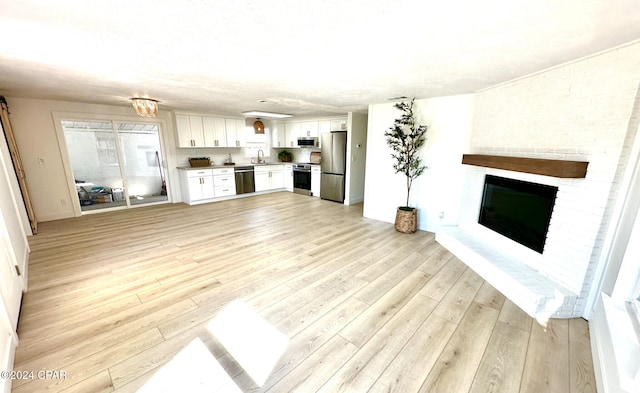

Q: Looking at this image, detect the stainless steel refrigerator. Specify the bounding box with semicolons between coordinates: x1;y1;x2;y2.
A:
320;131;347;202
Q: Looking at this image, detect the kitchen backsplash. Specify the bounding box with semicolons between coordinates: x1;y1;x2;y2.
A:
174;146;319;166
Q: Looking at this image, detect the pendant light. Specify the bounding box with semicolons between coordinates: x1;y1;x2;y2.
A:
253;118;265;134
131;98;159;117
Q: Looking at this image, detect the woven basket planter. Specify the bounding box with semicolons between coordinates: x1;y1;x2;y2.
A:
189;158;211;167
395;207;417;233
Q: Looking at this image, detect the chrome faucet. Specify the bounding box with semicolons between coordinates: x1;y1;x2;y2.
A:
257;149;265;163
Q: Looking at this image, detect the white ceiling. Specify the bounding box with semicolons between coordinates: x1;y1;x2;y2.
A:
1;0;639;117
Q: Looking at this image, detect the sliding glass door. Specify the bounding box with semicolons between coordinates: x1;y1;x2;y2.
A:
61;120;168;212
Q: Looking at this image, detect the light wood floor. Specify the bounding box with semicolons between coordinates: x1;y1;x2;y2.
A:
13;192;597;392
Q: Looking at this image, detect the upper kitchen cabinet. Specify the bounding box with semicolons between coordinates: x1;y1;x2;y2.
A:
300;121;319;138
226;119;247;147
318;120;331;134
176;113;247;148
318;120;331;148
331;118;348;131
176;114;206;147
285;122;301;148
202;116;227;147
272;122;286;148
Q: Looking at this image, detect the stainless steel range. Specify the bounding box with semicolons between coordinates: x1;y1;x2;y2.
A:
292;163;312;195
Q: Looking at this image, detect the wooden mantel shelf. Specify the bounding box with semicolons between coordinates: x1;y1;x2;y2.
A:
462;154;589;178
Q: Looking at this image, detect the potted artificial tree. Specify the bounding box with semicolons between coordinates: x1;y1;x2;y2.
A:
384;98;428;233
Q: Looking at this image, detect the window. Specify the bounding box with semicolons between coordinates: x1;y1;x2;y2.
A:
244;126;270;158
95;133;124;166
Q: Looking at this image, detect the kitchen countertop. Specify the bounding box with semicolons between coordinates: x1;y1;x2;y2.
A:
177;162;288;170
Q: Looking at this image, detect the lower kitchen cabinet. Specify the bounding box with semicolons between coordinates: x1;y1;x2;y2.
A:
311;165;321;197
255;165;284;192
284;164;293;191
181;169;215;203
179;165;286;205
213;168;236;198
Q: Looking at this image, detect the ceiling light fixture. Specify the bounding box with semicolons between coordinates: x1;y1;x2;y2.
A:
253;118;265;134
131;98;159;117
242;110;293;119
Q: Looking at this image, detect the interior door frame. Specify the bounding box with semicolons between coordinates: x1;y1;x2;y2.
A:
0;97;37;235
52;111;171;217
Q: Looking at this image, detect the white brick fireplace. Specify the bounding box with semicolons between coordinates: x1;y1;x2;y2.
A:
438;157;593;318
437;42;640;319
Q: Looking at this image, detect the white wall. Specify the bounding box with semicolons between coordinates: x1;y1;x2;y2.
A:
345;112;368;205
4;97;177;221
363;95;475;232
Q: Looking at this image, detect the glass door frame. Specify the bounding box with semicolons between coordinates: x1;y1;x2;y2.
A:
52;111;172;216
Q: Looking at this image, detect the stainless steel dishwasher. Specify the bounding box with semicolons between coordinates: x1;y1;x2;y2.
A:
234;166;255;194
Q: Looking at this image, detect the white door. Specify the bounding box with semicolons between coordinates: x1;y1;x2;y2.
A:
285;122;300;148
270;170;284;189
235;119;247;147
188;116;205;147
187;177;205;201
255;171;270;192
201;176;215;199
0;210;22;393
225;119;237;147
284;165;293;191
175;114;193;147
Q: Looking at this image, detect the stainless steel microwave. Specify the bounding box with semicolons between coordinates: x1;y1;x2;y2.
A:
297;137;318;147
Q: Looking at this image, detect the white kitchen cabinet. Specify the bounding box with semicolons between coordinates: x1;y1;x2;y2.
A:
255;165;284;192
318;120;331;148
203;117;227;147
318;120;331;134
212;169;236;197
283;164;293;191
285;122;300;148
300;121;319;138
181;169;214;203
272;122;286;148
254;170;270;192
270;166;284;189
176;114;206;147
236;119;247;147
330;118;348;131
212;167;234;176
311;165;321;197
225;119;247;147
176;115;191;147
